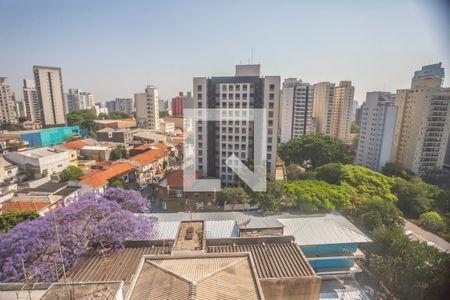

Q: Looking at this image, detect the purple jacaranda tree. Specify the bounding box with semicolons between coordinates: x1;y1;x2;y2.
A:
101;187;149;213
0;191;155;283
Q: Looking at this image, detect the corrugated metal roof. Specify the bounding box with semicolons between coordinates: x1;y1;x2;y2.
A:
208;242;316;278
278;213;372;246
68;246;170;286
152;220;239;240
205;220;239;238
128;254;263;300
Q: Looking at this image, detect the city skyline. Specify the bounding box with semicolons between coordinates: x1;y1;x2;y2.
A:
1;0;449;103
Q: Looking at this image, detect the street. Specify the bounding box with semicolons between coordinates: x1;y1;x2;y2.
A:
404;220;450;252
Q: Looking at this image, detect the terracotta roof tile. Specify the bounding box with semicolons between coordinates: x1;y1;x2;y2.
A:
0;201;49;213
80;162;136;188
165;170;202;186
129;143;168;166
58;139;89;150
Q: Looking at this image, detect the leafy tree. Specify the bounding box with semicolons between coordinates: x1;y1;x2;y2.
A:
432;189;450;214
367;226;450;300
159;111;169;118
67;114;84;126
278;135;353;169
341;165;397;202
381;162;414;180
0;211;40;233
316;163;345;184
60;166;83;182
97;112;109;119
284;180;352;212
0;191;154;282
422;168;450;189
251;180;291;213
109;177;126;188
393;178;432;218
102;188;149;213
418;211;446;233
354;198;404;231
285;164;305;181
351;122;360;133
18;116;28;123
219;187;249;206
81;119;96;132
108;112;129;119
112;145;127;160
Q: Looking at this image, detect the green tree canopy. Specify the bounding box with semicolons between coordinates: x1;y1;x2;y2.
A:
354;198;404;231
219;187;249;206
285;164;305;181
381;162;414;180
0;211;40;233
251;180;291;213
60;166;83;182
316;162;345;184
418;211;446;233
341;165;397;203
108;177;126;188
284;180;352;212
112;145;127;160
278;135;354;169
393;178;432;218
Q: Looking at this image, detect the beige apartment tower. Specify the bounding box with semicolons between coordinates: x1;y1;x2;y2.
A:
0;77;18;124
331;81;354;144
22;79;41;122
391;74;450;174
312;82;335;135
33;66;66;126
135;85;160;130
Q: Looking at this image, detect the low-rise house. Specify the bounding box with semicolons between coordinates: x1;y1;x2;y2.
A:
67;220;320;300
0;134;24;153
132;129;167;144
0;155;18;185
0;201;50;215
4;147;70;179
159;119;175;134
96;128;134;144
79;145;113;161
149;211;372;279
128;143;168;186
94;119;137;129
55;139;93;166
157;170;219;212
80;162;137;193
16;181;85;207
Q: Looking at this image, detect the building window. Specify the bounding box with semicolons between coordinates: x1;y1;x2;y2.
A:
269;84;275;91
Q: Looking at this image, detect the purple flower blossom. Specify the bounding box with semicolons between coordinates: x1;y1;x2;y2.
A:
0;190;155;283
101;187;149;213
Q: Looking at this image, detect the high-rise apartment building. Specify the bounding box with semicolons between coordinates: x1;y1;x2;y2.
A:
22;79;40;122
331;81;355;144
193;65;280;184
413;62;445;82
312;82;335;135
0;77;18;124
33;66;66;126
135;85;160;130
105;100;116;113
356;92;397;171
391;64;450;174
171;92;184;117
280;78;314;142
66;89;95;112
115;98;134;116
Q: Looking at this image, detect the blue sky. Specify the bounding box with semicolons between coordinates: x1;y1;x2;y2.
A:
1;0;449;103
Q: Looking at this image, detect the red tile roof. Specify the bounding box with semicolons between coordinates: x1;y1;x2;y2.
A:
58;139;89;150
129;143;168;166
134;144;152;151
80;162;136;188
165;170;202;186
0;201;49;213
